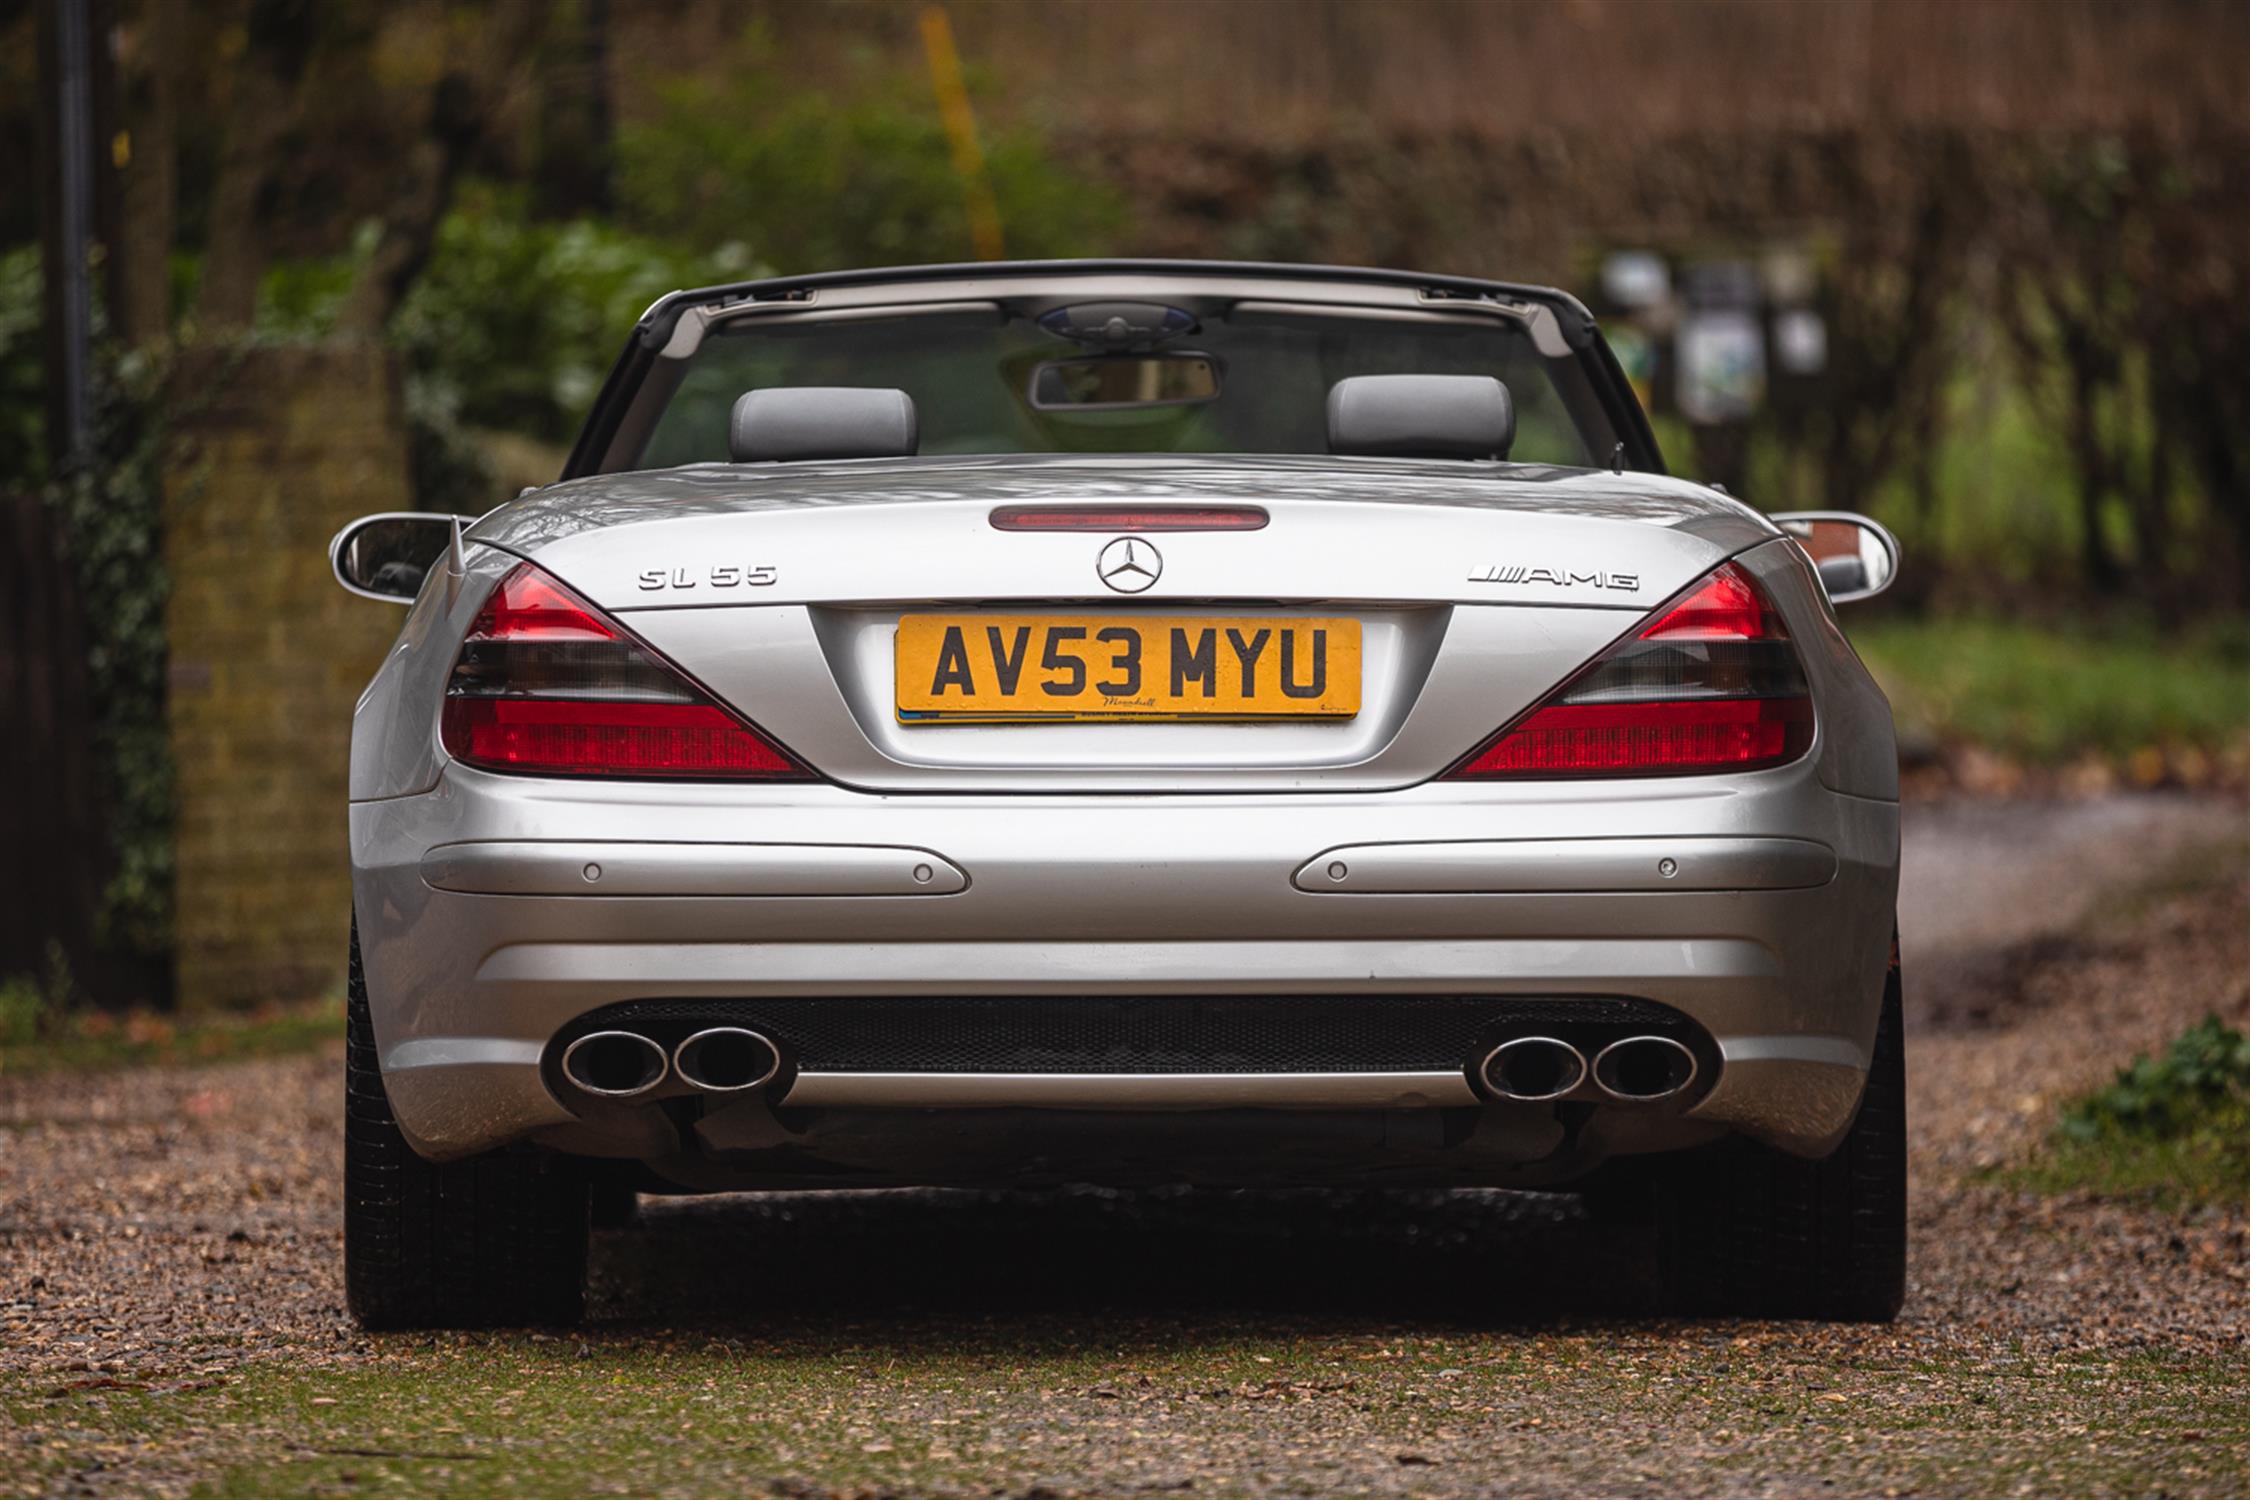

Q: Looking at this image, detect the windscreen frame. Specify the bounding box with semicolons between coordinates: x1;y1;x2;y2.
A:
564;262;1667;479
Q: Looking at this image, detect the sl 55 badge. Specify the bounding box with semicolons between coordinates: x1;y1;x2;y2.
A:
637;564;778;591
1468;563;1640;592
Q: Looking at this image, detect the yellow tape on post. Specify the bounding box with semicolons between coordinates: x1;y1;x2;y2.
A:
918;5;1006;262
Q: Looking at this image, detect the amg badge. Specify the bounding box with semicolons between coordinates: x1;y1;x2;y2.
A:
1467;564;1640;592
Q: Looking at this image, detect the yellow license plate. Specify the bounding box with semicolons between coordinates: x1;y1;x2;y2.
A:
895;614;1361;722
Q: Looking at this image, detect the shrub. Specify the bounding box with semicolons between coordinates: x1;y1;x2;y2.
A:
0;974;46;1049
0;245;44;482
2013;1015;2250;1208
258;194;747;505
2061;1016;2250;1143
615;27;1123;274
0;943;78;1047
391;194;756;448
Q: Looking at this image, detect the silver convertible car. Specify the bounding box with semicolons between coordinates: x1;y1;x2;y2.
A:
331;260;1905;1329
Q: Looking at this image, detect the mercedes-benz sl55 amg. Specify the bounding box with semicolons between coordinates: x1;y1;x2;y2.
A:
331;261;1906;1328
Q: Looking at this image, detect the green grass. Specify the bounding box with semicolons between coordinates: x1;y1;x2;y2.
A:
2010;1101;2250;1209
5;1334;2247;1497
0;997;342;1078
1849;616;2250;765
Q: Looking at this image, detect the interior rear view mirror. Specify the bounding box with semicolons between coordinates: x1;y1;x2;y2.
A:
329;512;459;602
1029;354;1220;411
1770;511;1900;604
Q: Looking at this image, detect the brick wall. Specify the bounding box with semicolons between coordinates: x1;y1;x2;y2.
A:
165;344;408;1011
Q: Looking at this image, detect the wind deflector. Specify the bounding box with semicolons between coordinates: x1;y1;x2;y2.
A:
1327;374;1515;461
729;387;919;463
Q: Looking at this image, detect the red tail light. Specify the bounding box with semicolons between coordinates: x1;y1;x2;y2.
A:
1447;561;1813;778
441;563;812;780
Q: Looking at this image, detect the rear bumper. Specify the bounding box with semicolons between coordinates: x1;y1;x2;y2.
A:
351;760;1898;1170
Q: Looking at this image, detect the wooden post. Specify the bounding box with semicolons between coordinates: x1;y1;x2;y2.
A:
35;0;98;471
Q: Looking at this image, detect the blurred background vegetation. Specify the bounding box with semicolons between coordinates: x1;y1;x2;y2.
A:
1;0;2247;1016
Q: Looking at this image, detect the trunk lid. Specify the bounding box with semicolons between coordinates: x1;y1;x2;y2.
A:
469;455;1775;791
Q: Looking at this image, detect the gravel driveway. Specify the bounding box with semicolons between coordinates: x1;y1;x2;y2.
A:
3;793;2247;1496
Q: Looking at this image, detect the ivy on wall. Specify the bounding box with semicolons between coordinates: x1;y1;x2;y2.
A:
0;247;174;989
45;359;174;968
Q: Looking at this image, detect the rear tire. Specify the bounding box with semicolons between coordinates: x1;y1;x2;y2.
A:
1603;944;1907;1322
345;918;590;1329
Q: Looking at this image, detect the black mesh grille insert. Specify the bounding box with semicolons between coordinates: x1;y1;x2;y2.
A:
556;996;1704;1076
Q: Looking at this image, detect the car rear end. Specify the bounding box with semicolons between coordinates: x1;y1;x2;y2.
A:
340;264;1904;1329
351;458;1895;1174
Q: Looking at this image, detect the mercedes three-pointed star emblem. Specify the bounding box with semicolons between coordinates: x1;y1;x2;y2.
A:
1096;536;1163;593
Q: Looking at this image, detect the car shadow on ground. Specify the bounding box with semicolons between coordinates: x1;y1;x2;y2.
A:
586;1186;1670;1337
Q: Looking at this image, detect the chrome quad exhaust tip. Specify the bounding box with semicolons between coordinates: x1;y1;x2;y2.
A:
672;1027;782;1095
559;1030;670;1099
1591;1035;1699;1102
1477;1036;1590;1102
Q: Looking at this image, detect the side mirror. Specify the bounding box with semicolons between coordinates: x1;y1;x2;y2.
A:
1769;511;1900;604
329;512;460;603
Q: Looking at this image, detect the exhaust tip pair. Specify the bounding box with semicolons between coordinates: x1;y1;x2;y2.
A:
1478;1034;1697;1104
559;1027;780;1100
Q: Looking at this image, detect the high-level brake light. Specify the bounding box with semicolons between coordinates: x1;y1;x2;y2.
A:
989;505;1268;532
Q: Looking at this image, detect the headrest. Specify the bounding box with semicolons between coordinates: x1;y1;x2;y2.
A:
1325;374;1515;461
729;387;919;463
